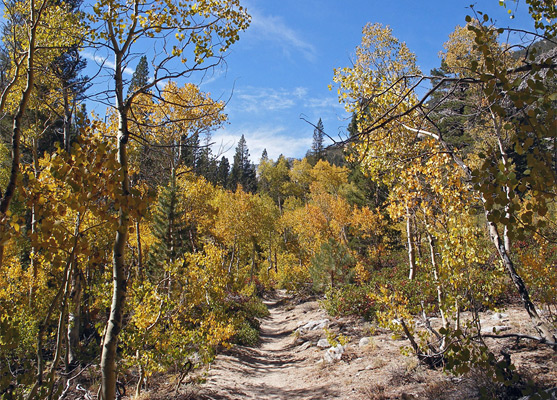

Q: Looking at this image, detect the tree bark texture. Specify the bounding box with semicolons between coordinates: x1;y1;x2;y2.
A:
406;206;417;280
100;45;131;400
485;212;556;345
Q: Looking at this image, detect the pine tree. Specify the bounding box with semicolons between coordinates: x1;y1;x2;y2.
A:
180;132;200;170
227;135;257;193
216;156;229;187
196;132;219;183
306;118;325;166
146;174;189;275
128;55;150;95
50;45;88;152
345;112;387;207
428;62;473;154
130;56;157;186
260;148;268;162
229;134;253;191
311;118;325;160
310;238;353;291
243;162;257;193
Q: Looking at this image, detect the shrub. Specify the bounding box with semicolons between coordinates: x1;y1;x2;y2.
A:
228;293;268;346
232;320;260;346
322;284;377;320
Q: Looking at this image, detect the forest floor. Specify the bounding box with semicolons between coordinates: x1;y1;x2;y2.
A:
141;290;556;400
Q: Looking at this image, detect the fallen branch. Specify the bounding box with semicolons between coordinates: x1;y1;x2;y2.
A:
58;365;90;400
481;333;557;347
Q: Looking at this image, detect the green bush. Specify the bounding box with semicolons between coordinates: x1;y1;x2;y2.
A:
321;262;439;320
243;296;270;319
232;320;260;346
323;284;377;320
228;294;269;346
310;238;354;292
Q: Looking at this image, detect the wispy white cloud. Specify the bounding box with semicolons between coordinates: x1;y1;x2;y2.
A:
82;51;135;76
307;96;344;111
293;87;309;98
301;95;347;126
233;86;308;113
220;85;349;155
248;9;317;62
212;125;312;161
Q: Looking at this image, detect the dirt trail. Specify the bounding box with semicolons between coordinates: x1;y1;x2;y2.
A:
196;291;342;400
193;292;557;400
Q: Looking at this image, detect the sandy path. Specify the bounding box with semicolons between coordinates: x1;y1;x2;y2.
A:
189;293;557;400
196;291;340;400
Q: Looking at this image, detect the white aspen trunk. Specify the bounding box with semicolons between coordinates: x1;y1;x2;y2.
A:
29;138;40;306
100;42;132;400
490;116;555;345
135;350;145;398
420;123;556;346
66;263;82;370
63;85;72;152
426;231;448;331
136;219;143;278
485;212;556;345
406;205;417;280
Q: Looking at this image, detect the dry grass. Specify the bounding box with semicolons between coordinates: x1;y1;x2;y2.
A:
361;383;388;400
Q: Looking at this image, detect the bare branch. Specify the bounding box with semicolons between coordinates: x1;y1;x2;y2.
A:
481;333;557;347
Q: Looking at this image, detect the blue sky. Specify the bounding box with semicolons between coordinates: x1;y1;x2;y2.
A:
84;1;535;162
198;0;536;162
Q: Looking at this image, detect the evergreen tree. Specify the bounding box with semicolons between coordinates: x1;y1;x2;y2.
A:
180;132;200;170
243;162;257;193
196;132;219;183
228;134;247;190
146;174;189;274
20;0;89;155
345;113;388;208
307;118;325;165
50;45;89;152
128;55;150;95
260;148;268;162
310;238;354;292
130;57;160;186
207;158;219;184
216;156;230;188
228;134;257;192
427;62;473;155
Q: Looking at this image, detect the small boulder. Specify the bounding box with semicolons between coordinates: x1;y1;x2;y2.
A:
359;337;370;348
481;325;511;334
317;338;331;348
297;319;330;333
324;344;344;363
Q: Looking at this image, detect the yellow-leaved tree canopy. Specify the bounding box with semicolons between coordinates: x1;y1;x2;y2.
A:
332;7;556;356
84;0;250;397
